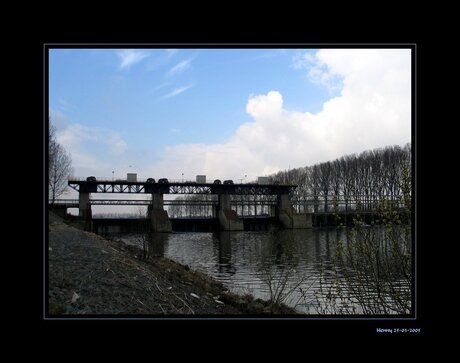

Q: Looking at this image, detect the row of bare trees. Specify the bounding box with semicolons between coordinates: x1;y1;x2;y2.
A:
168;144;411;217
268;143;411;213
168;194;277;218
49;122;73;204
168;195;216;218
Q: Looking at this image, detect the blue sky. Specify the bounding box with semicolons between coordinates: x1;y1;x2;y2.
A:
50;49;334;155
49;48;411;187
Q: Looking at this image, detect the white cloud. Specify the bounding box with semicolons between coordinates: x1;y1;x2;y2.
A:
117;50;149;69
292;51;343;91
166;59;192;76
162;84;194;99
147;49;411;182
107;134;128;156
56;123;128;174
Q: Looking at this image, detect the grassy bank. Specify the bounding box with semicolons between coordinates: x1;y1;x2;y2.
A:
47;212;297;316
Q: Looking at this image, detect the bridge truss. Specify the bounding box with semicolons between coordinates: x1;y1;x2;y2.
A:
68;179;296;195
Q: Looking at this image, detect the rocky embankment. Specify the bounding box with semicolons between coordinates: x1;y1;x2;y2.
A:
48;213;296;316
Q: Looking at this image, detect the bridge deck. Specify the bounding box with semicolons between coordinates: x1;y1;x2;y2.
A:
68;179;296;195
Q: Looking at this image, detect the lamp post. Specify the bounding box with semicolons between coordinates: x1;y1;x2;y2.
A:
182;173;184;182
112;170;114;181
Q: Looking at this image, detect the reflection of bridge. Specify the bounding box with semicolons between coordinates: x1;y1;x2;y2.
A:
56;178;312;232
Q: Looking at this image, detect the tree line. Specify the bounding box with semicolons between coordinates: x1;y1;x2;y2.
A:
168;143;411;217
168;195;216;218
268;143;411;213
167;194;276;218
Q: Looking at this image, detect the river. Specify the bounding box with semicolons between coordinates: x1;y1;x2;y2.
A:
106;227;412;315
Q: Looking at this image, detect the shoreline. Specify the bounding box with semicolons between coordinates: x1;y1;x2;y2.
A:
47;212;297;317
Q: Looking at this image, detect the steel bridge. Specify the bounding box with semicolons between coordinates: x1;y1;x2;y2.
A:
60;177;311;232
67;178;296;195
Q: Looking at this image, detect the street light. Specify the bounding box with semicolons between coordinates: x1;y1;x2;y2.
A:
112;171;114;180
182;173;184;182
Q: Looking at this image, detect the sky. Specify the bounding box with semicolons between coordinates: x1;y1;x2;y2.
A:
49;48;411;207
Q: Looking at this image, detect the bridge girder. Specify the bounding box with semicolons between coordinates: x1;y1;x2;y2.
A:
68;180;296;195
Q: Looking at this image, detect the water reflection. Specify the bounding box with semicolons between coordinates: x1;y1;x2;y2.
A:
213;231;236;275
110;227;411;314
160;229;343;307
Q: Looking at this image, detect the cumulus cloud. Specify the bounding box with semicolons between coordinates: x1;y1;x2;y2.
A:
293;52;343;92
117;50;149;69
147;49;411;181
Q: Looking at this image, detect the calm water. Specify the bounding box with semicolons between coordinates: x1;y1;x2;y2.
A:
108;227;411;314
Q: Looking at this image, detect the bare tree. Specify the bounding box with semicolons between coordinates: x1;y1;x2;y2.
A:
49;123;57;177
319;162;331;212
49;124;73;204
264;144;411;221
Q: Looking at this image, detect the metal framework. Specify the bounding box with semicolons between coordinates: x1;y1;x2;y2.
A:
97;184;145;193
68;179;296;195
169;185;212;194
234;186;272;195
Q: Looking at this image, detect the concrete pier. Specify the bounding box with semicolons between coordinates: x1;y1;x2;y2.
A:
218;194;244;231
277;194;312;229
79;192;92;231
148;194;172;232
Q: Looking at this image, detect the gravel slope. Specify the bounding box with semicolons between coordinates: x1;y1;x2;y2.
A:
48;213;296;316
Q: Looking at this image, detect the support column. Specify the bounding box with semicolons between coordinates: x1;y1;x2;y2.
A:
277;193;312;229
270;204;277;217
278;194;291;210
148;193;172;232
79;192;90;217
79;192;92;231
217;194;243;231
277;194;293;228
